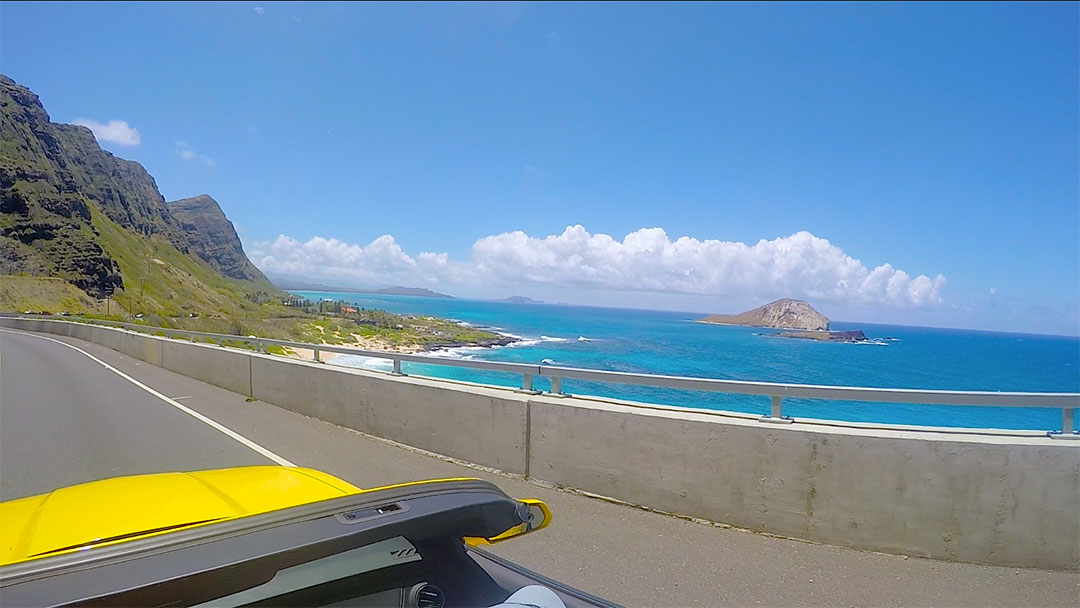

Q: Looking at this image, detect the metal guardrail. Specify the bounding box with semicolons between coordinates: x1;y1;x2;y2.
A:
4;314;1079;437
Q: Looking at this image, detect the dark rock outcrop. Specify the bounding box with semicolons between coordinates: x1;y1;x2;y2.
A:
168;194;268;282
777;329;869;342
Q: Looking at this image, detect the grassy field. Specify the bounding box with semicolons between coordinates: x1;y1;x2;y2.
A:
0;275;111;315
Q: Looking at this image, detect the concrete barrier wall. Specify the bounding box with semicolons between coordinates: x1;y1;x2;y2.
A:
119;331;162;366
3;318;1077;570
527;396;1079;570
160;339;252;397
250;356;529;474
67;322;95;342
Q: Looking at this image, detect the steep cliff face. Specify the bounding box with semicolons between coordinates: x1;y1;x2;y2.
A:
0;74;270;301
1;77;128;295
168;194;268;282
698;299;830;331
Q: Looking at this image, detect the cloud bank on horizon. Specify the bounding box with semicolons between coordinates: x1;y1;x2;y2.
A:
250;226;946;309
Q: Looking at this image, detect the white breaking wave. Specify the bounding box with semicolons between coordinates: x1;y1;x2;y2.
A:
505;334;571;348
333;354;394;371
424;346;483;360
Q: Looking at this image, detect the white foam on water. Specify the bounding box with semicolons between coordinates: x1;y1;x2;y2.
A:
424;346;483;360
334;354;394;371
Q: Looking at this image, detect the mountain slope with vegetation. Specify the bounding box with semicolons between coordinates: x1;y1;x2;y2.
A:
0;73;293;335
0;75;506;352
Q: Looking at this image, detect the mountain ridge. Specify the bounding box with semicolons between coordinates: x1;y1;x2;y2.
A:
1;74;273;300
167;194;268;282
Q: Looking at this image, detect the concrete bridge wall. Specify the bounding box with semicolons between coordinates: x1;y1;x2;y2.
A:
5;318;1076;570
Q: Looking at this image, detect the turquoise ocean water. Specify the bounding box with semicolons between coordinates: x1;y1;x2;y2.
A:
293;291;1079;431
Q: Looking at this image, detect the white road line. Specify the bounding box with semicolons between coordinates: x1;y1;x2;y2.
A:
172;396;193;401
0;329;296;467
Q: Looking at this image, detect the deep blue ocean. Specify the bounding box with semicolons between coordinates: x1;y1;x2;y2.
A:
292;292;1079;431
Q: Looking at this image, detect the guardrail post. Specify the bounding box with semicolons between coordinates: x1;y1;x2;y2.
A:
759;396;794;424
549;376;564;396
1049;408;1080;440
392;358;403;375
313;348;320;363
515;372;541;394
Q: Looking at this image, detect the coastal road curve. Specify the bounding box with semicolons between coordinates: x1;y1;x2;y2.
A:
0;328;1077;607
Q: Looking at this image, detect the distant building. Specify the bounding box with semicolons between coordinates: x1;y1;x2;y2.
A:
342;306;358;314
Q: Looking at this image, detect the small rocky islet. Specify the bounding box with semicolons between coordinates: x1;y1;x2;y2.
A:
697;299;869;343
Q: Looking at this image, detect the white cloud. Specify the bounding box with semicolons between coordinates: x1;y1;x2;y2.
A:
470;227;945;308
989;287;998;295
71;118;140;146
252;226;945;309
254;6;265;15
523;164;546;176
175;141;215;167
249;235;452;284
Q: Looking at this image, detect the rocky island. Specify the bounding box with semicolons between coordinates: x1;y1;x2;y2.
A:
698;299;869;342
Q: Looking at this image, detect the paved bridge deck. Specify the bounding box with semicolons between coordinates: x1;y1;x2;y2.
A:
1;328;1076;606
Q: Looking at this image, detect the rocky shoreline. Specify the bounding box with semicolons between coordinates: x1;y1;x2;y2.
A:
418;334;520;352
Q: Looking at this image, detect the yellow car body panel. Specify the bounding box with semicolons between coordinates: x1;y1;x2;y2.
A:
0;466;485;567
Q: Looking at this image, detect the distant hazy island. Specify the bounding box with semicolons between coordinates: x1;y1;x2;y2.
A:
272;278;454;299
364;286;453;298
698;299;868;342
499;295;544;303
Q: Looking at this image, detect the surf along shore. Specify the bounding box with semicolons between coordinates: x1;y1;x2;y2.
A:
281;303;517;363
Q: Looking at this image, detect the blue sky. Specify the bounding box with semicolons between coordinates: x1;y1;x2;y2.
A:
2;2;1077;334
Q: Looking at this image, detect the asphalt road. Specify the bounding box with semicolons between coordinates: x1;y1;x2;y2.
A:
0;328;1076;607
0;330;271;500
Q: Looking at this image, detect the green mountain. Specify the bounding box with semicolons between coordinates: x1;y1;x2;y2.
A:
0;75;511;351
0;74;282;330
